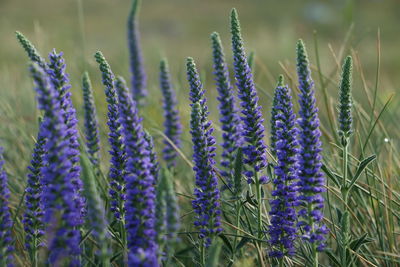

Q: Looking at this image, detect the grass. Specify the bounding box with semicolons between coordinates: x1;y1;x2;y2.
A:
0;0;399;266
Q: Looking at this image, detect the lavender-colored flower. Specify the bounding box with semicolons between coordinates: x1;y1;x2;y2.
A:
144;130;159;183
296;40;327;251
159;59;182;168
15;35;84;220
270;75;284;155
30;63;81;265
210;32;242;186
114;77;158;266
82;72;101;166
0;148;14;267
95;51;126;221
338;56;353;139
187;58;222;247
47;50;84;221
268;82;299;258
127;0;147;101
230;9;267;179
23;120;46;256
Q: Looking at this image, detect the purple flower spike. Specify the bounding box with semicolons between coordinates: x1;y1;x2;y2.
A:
187;57;222;247
210;32;243;187
23;120;46;257
47;50;85;221
268;80;299;258
296;40;327;251
95;51;127;222
114;77;158;266
0;148;14;267
127;0;147;102
30;63;82;266
159;59;182;168
230;9;267;177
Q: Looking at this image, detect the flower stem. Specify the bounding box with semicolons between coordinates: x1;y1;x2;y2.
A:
341;138;350;267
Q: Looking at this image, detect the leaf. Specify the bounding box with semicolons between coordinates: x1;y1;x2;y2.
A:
236;237;251;251
325;250;341;267
348;155;376;190
349;233;374;252
246;190;257;207
219;234;233;253
322;164;341;188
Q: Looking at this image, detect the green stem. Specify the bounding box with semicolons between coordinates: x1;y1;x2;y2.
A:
232;203;241;260
254;169;264;266
200;241;206;267
312;243;318;267
254;169;262;239
308;203;318;267
341;138;350;267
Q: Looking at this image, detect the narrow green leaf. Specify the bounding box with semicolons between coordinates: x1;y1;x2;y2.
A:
236;237;251;251
349;233;374;252
348;154;376;190
322;163;341;188
326;250;341;267
219;234;233;253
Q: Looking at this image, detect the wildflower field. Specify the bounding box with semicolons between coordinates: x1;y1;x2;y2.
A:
0;0;399;266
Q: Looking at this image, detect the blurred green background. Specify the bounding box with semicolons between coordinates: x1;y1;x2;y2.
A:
0;0;398;181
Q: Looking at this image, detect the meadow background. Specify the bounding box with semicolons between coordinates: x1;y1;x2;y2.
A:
0;0;399;265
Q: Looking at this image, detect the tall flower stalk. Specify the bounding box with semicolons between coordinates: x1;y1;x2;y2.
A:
230;9;267;242
0;148;14;267
30;63;82;266
94;52;127;231
270;76;284;155
337;56;353;267
159;59;182;169
127;0;147;102
80;155;109;266
47;50;85;221
114;77;158;266
15;33;84;221
187;58;222;265
296;40;327;266
81;72;101;167
23;120;46;266
210;31;242;188
268;78;299;261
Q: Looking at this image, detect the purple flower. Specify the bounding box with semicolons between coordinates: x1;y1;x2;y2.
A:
95;51;127;222
187;57;222;247
296;40;327;251
210;32;243;187
127;0;147;102
144;131;159;183
30;63;81;265
114;77;158;266
230;9;267;178
82;72;101;166
47;50;85;221
0;148;14;267
268;81;299;258
23;120;46;257
159;59;182;168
